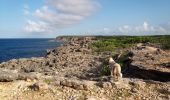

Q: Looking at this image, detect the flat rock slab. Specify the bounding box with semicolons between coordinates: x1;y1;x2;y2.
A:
0;68;42;82
0;69;18;82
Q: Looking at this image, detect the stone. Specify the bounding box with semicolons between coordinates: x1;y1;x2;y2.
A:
111;78;131;90
86;97;97;100
135;81;146;89
30;82;49;91
167;88;170;93
145;46;158;52
53;80;61;86
86;96;107;100
102;82;112;89
131;88;138;93
136;43;143;47
18;72;41;81
0;69;18;82
83;81;95;90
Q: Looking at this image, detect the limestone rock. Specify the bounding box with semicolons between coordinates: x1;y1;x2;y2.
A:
125;44;170;82
102;82;112;89
0;69;18;82
18;72;42;81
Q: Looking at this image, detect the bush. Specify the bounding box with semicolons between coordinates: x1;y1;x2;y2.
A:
101;64;111;76
100;57;111;76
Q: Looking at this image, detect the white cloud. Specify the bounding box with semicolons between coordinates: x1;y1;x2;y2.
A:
86;27;113;35
24;4;29;9
34;6;84;28
118;25;131;33
23;4;30;15
24;0;100;33
117;21;170;35
143;21;149;31
24;20;54;33
24;10;30;15
87;21;170;36
159;22;170;32
47;0;100;16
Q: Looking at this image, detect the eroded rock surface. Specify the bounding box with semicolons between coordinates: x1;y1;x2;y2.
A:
124;43;170;82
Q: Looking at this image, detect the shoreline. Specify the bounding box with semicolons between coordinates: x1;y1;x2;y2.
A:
0;38;62;63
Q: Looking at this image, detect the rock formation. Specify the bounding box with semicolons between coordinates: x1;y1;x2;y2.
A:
0;37;169;100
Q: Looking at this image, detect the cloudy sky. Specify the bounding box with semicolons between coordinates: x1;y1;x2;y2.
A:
0;0;170;38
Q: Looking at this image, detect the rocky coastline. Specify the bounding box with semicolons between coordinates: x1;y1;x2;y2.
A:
0;36;169;100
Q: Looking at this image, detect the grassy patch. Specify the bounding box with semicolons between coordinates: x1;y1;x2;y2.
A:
100;57;111;76
43;79;52;84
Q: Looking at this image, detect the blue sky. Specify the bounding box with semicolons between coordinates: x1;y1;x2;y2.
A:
0;0;170;38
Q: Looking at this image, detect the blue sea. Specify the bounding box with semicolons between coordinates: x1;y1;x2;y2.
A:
0;39;62;63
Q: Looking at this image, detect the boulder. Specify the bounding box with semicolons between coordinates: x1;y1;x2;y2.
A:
29;82;49;91
86;97;97;100
101;82;112;89
18;72;41;81
0;69;18;82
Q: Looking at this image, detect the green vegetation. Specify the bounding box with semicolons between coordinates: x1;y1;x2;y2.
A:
91;35;170;53
43;79;52;84
91;35;170;76
101;57;111;76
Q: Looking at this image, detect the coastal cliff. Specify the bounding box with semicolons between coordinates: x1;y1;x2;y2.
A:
0;36;170;100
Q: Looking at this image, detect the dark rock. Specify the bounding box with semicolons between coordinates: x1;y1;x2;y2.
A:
29;82;49;91
131;88;138;93
128;51;135;57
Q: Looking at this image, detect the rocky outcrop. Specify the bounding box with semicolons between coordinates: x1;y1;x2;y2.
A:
124;43;170;82
0;37;102;82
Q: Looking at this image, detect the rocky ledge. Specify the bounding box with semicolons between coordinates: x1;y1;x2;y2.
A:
124;43;170;82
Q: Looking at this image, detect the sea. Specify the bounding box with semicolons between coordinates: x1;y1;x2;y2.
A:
0;39;62;63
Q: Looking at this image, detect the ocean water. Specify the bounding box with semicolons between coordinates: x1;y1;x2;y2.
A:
0;39;62;63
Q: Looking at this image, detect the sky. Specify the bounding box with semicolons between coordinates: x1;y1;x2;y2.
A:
0;0;170;38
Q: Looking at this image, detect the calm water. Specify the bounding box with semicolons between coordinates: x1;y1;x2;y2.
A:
0;39;62;63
